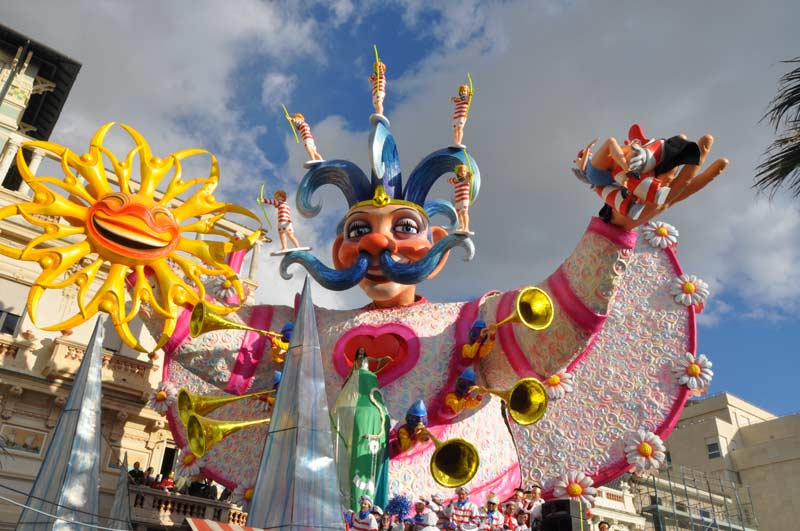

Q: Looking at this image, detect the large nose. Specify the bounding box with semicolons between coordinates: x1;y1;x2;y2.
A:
357;232;397;256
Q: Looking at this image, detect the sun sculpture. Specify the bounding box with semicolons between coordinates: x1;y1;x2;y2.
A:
0;123;261;351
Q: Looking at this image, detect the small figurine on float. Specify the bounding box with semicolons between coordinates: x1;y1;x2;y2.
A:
448;164;475;235
283;105;324;167
572;124;701;220
369;45;388;125
271;322;293;364
443;367;484;416
451;75;473;148
461;319;496;360
258;190;311;255
395;400;428;453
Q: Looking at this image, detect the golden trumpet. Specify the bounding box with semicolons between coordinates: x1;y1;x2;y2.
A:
496;286;554;331
190;302;285;340
177;388;275;426
470;377;548;426
417;424;479;488
187;412;271;458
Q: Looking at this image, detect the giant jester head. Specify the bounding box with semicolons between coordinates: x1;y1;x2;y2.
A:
280;120;481;307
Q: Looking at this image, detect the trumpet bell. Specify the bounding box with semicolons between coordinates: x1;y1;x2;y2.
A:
177;387;275;426
187;413;270;458
430;437;480;488
190;302;283;339
506;378;548;426
514;287;554;331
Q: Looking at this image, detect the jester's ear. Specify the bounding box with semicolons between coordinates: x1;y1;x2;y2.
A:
426;226;450;280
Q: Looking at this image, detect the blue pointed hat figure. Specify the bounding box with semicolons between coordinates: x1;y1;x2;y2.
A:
280;119;481;291
17;316;107;529
405;399;428;427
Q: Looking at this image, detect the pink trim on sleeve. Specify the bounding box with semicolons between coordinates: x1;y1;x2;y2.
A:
546;268;606;335
495;289;542;380
587;217;638;249
224;305;275;395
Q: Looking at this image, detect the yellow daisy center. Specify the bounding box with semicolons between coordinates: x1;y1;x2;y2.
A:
245;487;254;501
155;390;168;402
638;442;653;457
222;279;232;289
183;453;196;465
656;226;669;236
687;363;702;377
682;282;696;294
566;482;583;497
547;374;561;386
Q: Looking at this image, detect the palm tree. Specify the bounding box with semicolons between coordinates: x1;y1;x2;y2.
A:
756;57;800;197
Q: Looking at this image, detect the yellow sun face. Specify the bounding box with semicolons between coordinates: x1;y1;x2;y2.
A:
0;122;261;352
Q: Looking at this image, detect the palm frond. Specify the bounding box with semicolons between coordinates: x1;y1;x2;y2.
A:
755;58;800;197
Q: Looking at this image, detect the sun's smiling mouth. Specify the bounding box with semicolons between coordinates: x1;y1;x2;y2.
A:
91;216;172;250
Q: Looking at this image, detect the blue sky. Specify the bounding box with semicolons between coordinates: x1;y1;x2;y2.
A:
5;0;799;416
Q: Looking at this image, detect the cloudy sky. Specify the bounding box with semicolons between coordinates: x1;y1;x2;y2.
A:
5;0;799;415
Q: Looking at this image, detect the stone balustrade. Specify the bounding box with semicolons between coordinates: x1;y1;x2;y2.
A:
129;485;247;529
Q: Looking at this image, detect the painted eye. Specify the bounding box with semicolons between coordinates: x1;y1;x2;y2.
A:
346;221;371;239
393;218;419;234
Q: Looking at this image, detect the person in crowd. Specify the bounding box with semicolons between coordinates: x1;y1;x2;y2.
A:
480;493;504;530
502;502;518;530
525;485;544;525
598;522;611;531
154;471;175;491
351;495;379;531
515;512;531;531
448;486;480;530
377;509;394;531
143;466;156;487
128;461;144;485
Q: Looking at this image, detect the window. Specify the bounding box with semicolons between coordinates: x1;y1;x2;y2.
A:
706;441;721;459
665;450;672;465
0;310;20;335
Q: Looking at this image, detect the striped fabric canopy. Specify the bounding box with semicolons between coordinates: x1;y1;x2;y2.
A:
185;518;267;531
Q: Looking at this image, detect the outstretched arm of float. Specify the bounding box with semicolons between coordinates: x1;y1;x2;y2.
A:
479;134;728;384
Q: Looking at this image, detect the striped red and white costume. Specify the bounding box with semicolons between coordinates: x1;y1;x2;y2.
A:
262;198;294;233
449;177;471;211
292;118;317;149
369;65;387;106
351;511;378;531
449;500;480;530
479;510;505;530
452;95;470;128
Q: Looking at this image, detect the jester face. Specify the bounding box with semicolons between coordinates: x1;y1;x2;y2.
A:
86;193;179;265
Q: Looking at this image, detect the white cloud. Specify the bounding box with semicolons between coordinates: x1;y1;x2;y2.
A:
261;72;297;108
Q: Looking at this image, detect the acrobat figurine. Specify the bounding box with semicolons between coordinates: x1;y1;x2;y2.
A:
394;400;428;454
448;164;474;235
290;113;324;165
271;322;293;364
451;83;473;148
259;190;310;254
369;61;387;118
573;124;701;220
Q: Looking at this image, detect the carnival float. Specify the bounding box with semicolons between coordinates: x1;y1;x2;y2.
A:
0;46;727;529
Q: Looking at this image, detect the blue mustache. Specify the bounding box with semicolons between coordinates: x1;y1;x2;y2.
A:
279;234;474;291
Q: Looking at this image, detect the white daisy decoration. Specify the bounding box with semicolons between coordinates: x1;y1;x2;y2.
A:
544;371;574;400
148;381;178;415
207;276;237;300
673;352;714;395
625;428;667;473
553;470;597;507
642;221;679;249
233;484;255;506
670;274;710;308
174;449;202;478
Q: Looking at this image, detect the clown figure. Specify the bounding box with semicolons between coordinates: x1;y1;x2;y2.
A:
448;164;474;234
451;84;473;147
259;190;306;253
290;112;324;163
369;61;388;117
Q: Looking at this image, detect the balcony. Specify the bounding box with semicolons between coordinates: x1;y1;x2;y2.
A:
129;485;248;529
